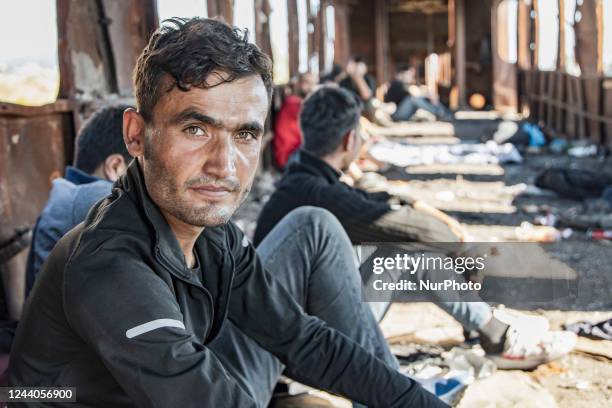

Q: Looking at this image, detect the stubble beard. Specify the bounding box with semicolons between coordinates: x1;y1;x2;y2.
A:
143;139;251;228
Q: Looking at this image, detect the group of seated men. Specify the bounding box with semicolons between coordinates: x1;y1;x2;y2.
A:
273;57;453;170
8;17;574;407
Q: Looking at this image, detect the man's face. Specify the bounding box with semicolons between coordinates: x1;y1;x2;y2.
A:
398;68;416;84
298;73;317;97
141;74;269;228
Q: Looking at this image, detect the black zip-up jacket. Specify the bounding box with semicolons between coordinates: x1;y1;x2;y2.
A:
254;151;458;246
9;161;445;407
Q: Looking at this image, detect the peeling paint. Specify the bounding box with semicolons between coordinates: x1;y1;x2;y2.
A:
71;51;108;99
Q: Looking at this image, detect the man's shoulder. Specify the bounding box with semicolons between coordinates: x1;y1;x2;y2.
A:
62;188;152;268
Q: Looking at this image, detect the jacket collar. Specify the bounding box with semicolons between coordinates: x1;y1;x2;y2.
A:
116;160;228;281
65;166;103;185
287;150;342;184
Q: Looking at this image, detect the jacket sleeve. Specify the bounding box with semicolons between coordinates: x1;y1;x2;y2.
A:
64;247;259;408
312;183;459;244
354;187;393;203
227;225;447;407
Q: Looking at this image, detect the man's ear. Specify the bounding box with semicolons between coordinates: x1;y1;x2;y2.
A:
123;108;146;158
342;129;356;152
102;154;127;182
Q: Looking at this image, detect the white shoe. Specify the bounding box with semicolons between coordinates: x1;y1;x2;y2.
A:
493;308;549;332
489;310;577;370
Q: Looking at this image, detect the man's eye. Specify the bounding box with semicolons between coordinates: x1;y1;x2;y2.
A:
185;126;205;137
236;131;256;141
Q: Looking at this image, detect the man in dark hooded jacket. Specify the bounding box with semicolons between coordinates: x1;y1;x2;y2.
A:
9;18;445;407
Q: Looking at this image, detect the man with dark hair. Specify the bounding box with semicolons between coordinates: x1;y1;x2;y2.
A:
10;18;446;407
25;105;131;295
339;56;376;103
255;85;576;371
73;106;133;173
301;85;363;160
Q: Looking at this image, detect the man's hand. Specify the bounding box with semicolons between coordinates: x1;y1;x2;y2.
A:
346;60;356;76
412;200;467;242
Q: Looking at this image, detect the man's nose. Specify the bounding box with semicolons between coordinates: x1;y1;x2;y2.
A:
203;135;236;179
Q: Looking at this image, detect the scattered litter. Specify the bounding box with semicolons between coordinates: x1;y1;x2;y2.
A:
575;380;590;390
514;222;571;242
400;347;496;406
565;318;612;341
522;122;547;147
568;144;597;157
549;138;568;154
587;229;612;241
534;213;558;227
368;140;522;167
416;375;467;406
522;204;540;213
561;380;591;390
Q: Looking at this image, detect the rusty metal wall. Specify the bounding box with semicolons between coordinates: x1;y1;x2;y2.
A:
0;0;156;308
0;102;74;235
1;0;157;234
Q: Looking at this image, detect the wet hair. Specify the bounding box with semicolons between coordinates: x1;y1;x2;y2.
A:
300;86;363;157
74;105;132;174
133;17;273;121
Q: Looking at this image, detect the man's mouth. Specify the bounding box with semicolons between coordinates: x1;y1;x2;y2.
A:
189;185;235;201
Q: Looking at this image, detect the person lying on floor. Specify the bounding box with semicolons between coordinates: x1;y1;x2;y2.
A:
9;18;446;407
254;85;576;371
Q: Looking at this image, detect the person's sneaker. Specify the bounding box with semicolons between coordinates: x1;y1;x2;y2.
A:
493;308;550;332
488;310;577;370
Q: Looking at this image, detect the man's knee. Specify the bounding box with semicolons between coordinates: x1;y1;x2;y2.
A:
283;206;344;236
282;207;355;259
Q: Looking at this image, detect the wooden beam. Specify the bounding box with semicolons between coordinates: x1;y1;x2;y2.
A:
287;0;300;76
517;0;530;70
558;0;566;70
455;0;467;107
596;0;604;73
308;0;319;73
333;0;351;66
374;0;389;85
207;0;233;24
575;0;598;75
255;0;273;59
448;0;455;47
318;0;328;74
